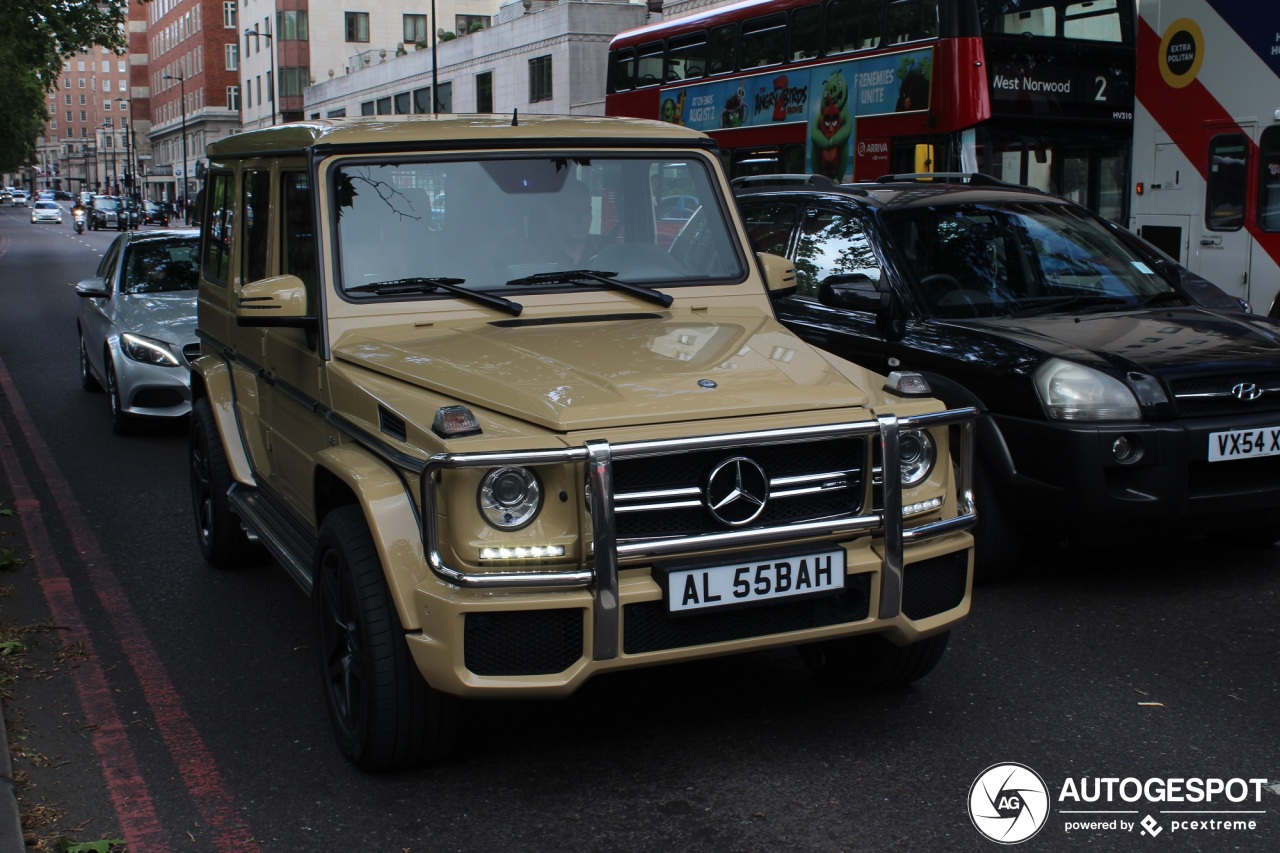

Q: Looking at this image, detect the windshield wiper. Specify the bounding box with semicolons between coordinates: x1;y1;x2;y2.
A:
1008;294;1130;318
1136;291;1187;309
346;277;522;316
504;269;674;308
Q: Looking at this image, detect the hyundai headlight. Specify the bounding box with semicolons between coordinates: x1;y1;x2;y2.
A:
1034;358;1140;421
899;429;936;486
120;333;181;367
478;467;543;530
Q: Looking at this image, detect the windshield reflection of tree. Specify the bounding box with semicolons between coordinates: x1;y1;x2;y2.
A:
793;213;878;297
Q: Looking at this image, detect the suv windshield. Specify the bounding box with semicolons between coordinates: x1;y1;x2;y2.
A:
882;202;1180;319
333;155;743;297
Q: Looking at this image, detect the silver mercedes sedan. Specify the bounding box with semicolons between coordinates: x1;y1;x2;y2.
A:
75;229;201;434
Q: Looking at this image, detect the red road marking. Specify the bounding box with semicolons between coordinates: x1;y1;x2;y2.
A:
0;356;255;851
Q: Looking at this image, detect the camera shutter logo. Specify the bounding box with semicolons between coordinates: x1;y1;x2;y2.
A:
969;763;1050;844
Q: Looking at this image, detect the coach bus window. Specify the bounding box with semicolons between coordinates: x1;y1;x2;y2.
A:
826;0;882;55
1205;134;1247;232
1063;0;1121;42
1259;128;1280;232
608;47;635;94
666;34;708;82
740;13;787;69
978;0;1123;42
637;41;664;86
709;25;737;75
791;5;822;61
887;0;938;44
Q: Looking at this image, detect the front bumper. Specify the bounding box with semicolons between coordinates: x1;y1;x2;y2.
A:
410;410;977;695
114;351;193;418
996;410;1280;530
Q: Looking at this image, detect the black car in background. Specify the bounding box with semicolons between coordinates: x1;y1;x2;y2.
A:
736;174;1280;580
89;195;128;231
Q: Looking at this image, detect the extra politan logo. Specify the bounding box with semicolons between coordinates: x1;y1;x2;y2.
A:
969;763;1051;844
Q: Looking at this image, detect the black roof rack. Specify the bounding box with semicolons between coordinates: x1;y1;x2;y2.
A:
730;173;843;190
871;172;1043;192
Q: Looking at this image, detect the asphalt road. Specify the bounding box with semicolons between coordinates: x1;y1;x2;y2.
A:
0;207;1278;852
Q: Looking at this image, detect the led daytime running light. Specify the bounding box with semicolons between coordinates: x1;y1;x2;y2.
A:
479;545;566;560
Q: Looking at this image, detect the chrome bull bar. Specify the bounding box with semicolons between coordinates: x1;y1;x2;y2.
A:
420;408;977;661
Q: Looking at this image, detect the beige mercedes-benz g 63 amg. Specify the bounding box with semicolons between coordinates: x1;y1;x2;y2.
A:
189;115;976;770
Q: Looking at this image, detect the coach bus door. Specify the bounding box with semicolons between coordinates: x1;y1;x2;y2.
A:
1196;127;1255;305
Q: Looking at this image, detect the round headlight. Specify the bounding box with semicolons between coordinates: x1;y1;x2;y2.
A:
478;467;542;530
898;429;936;486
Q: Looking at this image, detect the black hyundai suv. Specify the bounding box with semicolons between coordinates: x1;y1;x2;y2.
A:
735;173;1280;580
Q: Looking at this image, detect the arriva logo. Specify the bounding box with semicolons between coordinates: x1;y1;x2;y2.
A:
969;763;1050;844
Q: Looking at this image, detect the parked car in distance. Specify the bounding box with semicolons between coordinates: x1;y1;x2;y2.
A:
30;201;63;224
54;190;74;201
89;195;127;230
74;229;201;434
735;172;1280;580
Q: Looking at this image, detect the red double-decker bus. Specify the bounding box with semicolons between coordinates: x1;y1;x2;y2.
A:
606;0;1135;219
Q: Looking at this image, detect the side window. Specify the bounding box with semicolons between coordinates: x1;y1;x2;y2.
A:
280;171;317;303
739;201;800;258
202;172;234;285
794;209;880;297
1205;134;1248;232
887;0;939;44
791;5;822;61
1258;127;1280;232
96;238;122;282
739;13;787;70
242;169;272;282
826;0;883;55
709;24;737;74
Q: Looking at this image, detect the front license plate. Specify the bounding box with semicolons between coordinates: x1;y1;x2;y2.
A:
666;549;845;614
1208;426;1280;462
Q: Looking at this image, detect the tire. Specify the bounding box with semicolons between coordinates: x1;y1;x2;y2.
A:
314;506;458;771
799;631;951;689
189;396;261;567
104;358;134;435
971;458;1022;584
78;334;101;392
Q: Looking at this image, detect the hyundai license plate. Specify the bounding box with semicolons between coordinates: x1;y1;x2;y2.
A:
1208;426;1280;461
666;548;845;614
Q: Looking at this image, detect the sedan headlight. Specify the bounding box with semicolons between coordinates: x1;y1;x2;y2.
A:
120;333;181;367
478;467;543;530
899;428;936;486
1034;358;1139;421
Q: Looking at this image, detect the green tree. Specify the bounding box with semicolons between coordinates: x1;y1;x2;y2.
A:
0;0;130;172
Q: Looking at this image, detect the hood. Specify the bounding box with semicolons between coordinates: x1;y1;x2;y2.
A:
116;293;199;345
334;311;870;431
947;307;1280;378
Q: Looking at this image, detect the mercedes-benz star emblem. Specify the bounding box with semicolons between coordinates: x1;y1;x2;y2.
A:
704;457;769;526
1231;382;1264;402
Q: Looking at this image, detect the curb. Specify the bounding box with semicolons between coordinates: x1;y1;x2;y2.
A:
0;699;23;852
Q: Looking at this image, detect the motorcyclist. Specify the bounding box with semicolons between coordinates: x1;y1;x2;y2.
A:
71;198;87;233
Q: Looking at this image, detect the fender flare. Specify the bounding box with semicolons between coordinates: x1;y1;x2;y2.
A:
190;354;256;487
917;372;1016;482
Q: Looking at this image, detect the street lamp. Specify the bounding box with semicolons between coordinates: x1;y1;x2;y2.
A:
115;97;135;201
99;122;117;196
162;73;189;223
244;26;277;126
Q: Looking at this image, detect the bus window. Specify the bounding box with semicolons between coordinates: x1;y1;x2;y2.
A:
887;0;939;44
791;5;822;61
608;47;635;94
637;41;664;87
709;24;737;74
1258;127;1280;232
740;13;787;69
825;0;882;56
666;33;708;81
978;0;1123;42
1205;134;1248;232
1063;0;1122;42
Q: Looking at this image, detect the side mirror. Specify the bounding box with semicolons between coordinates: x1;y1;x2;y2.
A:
756;252;798;294
818;272;905;341
236;274;317;328
74;277;109;299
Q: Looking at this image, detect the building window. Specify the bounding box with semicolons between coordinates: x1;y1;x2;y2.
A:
79;94;86;105
65;111;72;123
223;1;236;29
413;87;432;113
345;12;370;43
403;14;426;44
476;71;493;113
360;101;375;116
279;67;311;97
437;81;452;113
104;80;112;92
278;10;308;40
78;78;85;88
103;100;112;110
228;86;240;111
225;43;238;70
80;110;86;122
394;91;411;114
376;96;391;115
327;108;347;118
529;55;552;103
457;14;487;35
64;94;70;105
